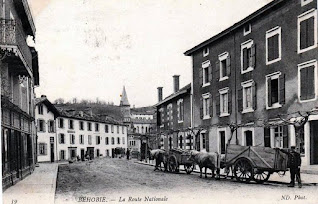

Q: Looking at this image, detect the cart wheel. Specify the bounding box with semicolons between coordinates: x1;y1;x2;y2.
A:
184;164;194;174
253;170;271;184
233;158;254;183
169;156;178;173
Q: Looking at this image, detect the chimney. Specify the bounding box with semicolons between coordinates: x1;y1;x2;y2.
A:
157;87;163;102
79;111;84;117
173;75;180;93
41;95;47;98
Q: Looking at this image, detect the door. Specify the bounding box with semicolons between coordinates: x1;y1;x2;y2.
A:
50;137;54;162
81;149;85;161
245;130;253;146
87;147;94;159
96;149;100;157
310;121;318;164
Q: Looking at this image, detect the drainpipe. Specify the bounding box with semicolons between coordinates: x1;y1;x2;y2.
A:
233;31;238;144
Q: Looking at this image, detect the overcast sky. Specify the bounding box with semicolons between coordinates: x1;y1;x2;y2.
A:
29;0;272;107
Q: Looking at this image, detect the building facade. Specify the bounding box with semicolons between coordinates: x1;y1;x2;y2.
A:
184;0;318;166
155;76;193;151
1;0;39;190
35;96;128;162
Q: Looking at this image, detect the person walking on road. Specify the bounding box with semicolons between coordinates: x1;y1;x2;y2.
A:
126;148;130;160
280;146;302;188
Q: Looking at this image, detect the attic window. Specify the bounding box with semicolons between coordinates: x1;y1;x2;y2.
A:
243;24;251;36
301;0;313;6
203;47;209;57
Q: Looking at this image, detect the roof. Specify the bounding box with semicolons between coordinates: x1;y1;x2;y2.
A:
120;86;130;106
131;118;156;124
35;96;60;117
184;0;284;56
131;106;155;115
155;83;191;107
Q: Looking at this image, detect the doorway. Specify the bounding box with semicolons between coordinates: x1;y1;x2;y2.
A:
245;130;253;146
50;137;54;162
87;147;94;159
310;121;318;164
80;149;85;161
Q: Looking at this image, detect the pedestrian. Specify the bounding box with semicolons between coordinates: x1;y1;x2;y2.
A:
126;148;130;160
280;146;302;188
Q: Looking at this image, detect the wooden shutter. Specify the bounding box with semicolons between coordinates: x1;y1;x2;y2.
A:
209;95;213;117
268;36;274;61
253;83;257;110
273;35;279;60
228;89;232;114
200;97;203;119
209;65;213;82
238;87;243;112
307;66;315;99
59;134;61;144
251;44;256;69
226;55;231;76
205;131;209;152
70;134;72;144
283;125;289;148
267;78;272;107
279;74;285;105
199;67;203;86
300;20;307;50
243;48;248;70
44;143;47;155
307;17;315;47
216;93;220;116
264;127;271;147
215;61;220;81
300;68;307;100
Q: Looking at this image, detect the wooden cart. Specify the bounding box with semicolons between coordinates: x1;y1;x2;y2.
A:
222;144;289;183
167;149;195;174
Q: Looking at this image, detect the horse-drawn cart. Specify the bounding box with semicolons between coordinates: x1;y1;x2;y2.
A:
221;144;289;183
168;148;195;174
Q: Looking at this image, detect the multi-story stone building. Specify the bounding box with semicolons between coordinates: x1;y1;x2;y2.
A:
35;96;128;162
1;0;39;189
184;0;318;166
155;75;193;151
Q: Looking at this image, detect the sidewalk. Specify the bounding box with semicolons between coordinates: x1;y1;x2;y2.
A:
3;163;58;204
135;160;318;185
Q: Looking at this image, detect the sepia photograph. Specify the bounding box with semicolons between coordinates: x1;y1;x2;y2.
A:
1;0;318;203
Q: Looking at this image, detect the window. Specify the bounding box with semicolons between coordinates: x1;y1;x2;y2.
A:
79;121;84;130
218;88;230;117
59;134;65;144
38;119;45;132
58;118;64;128
159;108;164;127
48;120;55;133
88;122;92;131
298;9;317;53
264;127;271;147
106;137;109;145
122;126;125;134
130;140;136;146
167;104;173;127
39;143;47;155
60;150;65;160
111;125;114;133
122;137;125;145
69;120;74;129
266;26;281;64
243;23;251;36
202;61;211;86
179;135;183;149
219;131;226;154
136;126;139;133
111;137;115;145
241;40;255;74
202;93;211;119
240;80;256;113
105;125;109;133
297;126;305;154
38;104;43;115
70;134;75;144
218;52;230;81
88;135;92;145
95;123;99;132
117;137;120;144
301;0;313;6
177;99;184;123
96;136;100;145
266;72;285;109
203;47;209;57
274;126;289;148
79;135;84;144
298;60;317;102
117;125;119;134
242;128;254;146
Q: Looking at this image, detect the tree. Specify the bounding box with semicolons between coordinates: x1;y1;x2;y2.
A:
54;98;65;104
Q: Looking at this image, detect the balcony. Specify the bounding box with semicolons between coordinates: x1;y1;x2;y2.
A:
0;19;33;77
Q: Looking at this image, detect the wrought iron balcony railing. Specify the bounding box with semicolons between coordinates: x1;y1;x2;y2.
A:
0;18;33;73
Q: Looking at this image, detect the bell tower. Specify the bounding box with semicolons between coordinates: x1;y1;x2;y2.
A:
120;86;131;123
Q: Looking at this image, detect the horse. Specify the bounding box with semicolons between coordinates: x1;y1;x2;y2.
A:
150;149;168;172
188;150;220;179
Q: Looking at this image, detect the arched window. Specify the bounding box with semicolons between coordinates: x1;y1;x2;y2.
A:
145;127;148;133
179;136;183;149
141;126;144;133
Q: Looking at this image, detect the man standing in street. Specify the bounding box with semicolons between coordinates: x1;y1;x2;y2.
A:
281;146;302;188
126;148;130;160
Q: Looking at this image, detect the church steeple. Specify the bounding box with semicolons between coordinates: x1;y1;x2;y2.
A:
120;86;130;106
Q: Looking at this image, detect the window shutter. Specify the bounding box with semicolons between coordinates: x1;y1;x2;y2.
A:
253;83;257;110
283;125;289;148
199;67;203;86
208;65;212;82
226;55;231;76
273;35;279;60
238;87;243;112
243;48;248;70
300;68;307;100
43;121;46;132
44;143;47;155
267;78;272;107
37;144;40;155
200;97;203;119
268;36;273;61
251;44;256;68
228;89;232;114
307;17;315;47
70;134;72;144
209;95;213;117
307;66;315;99
59;134;61;144
205;131;210;152
300;20;307;50
279;74;285;105
215;61;220;81
264;127;271;147
216;93;220;116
